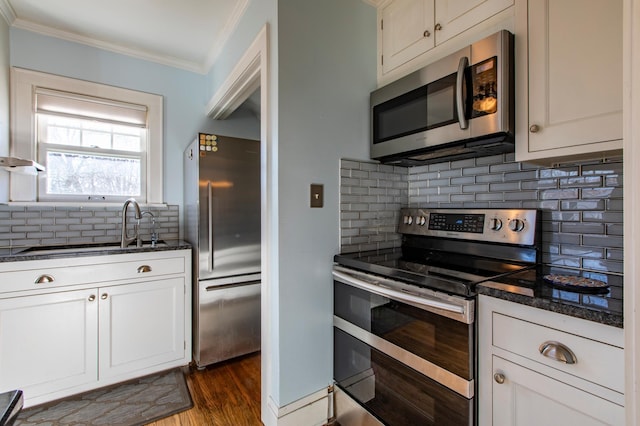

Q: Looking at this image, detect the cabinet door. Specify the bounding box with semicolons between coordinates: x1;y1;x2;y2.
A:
99;278;185;379
0;289;98;403
516;0;622;161
492;356;623;425
381;0;435;74
434;0;513;44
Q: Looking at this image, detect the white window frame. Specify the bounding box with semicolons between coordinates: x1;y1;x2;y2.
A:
10;67;163;204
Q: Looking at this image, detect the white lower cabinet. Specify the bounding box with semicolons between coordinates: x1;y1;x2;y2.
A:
478;295;624;425
0;289;98;397
492;356;623;425
0;249;191;407
99;278;185;379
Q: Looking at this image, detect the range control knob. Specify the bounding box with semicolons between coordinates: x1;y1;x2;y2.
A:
417;216;427;226
508;218;525;232
489;218;503;231
403;215;413;225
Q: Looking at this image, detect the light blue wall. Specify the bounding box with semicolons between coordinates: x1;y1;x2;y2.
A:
0;17;9;201
7;0;376;414
275;0;376;405
9;28;259;206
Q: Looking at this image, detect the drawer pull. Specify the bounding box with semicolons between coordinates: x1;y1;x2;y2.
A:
34;274;54;284
494;373;505;384
137;265;152;273
539;341;577;364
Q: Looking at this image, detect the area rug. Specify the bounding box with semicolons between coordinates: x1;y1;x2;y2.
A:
14;367;192;426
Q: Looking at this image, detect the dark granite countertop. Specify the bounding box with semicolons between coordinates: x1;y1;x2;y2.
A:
477;266;623;328
0;240;192;263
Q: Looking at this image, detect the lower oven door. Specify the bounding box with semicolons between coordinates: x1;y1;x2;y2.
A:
333;266;475;425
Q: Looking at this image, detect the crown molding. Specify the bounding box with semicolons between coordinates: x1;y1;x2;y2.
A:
9;11;212;74
0;0;16;25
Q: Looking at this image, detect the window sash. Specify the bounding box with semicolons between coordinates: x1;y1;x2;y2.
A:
37;145;147;203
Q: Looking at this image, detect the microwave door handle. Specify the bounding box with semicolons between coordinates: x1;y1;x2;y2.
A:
456;56;469;130
332;269;465;316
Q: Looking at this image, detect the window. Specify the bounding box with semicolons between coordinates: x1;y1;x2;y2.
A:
10;68;163;203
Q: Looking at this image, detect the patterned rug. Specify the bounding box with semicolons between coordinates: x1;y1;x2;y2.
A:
14;367;192;426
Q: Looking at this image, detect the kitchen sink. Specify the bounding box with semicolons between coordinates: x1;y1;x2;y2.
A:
13;241;168;256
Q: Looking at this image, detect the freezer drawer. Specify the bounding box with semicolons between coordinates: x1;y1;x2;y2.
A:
195;279;261;367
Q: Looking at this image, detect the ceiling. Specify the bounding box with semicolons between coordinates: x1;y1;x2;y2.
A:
0;0;248;74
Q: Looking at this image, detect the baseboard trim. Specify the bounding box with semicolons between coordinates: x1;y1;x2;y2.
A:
266;387;331;426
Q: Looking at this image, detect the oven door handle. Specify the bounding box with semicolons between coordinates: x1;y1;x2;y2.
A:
332;269;466;316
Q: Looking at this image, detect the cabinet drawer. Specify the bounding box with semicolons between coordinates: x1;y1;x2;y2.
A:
0;256;185;294
492;312;623;393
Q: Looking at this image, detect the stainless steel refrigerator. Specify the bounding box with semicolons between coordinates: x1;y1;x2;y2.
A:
184;133;261;368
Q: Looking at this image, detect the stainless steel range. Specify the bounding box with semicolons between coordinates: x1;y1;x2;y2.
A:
332;208;540;426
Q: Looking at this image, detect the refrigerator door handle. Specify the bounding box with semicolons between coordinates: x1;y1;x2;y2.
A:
207;181;213;272
205;280;261;291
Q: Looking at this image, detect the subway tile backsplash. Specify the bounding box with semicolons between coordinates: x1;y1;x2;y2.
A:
340;154;623;275
0;204;180;249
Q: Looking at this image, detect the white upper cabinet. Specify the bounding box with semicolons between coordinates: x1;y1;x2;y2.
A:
515;0;623;163
434;0;515;43
379;0;513;80
381;0;435;74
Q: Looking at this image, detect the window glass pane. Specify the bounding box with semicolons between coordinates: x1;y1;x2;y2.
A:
46;151;141;197
38;114;143;152
82;130;111;149
113;134;141;151
47;125;81;146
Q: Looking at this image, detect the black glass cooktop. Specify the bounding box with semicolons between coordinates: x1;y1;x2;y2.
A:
334;248;530;298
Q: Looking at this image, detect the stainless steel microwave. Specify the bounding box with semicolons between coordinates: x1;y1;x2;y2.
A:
370;30;514;165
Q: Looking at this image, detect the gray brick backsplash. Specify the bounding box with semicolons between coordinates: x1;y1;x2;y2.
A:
340;155;623;277
0;204;180;249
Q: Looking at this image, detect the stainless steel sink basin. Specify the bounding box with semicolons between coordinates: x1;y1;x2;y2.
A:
14;241;167;256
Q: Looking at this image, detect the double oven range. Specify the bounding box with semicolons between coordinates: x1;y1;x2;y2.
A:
333;208;540;425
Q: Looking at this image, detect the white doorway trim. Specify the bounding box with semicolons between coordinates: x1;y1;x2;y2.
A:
625;0;639;423
205;23;272;424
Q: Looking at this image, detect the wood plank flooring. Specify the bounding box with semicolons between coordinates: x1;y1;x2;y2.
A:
148;352;262;426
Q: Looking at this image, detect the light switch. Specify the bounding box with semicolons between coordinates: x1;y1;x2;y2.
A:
310;184;323;208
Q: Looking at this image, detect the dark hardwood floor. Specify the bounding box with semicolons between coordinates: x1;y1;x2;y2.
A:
149;352;262;426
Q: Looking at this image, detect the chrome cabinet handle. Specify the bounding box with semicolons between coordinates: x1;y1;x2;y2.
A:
434;23;442;31
137;265;152;273
494;373;505;384
423;29;431;37
539;341;577;364
88;295;96;302
101;293;108;300
530;124;541;133
34;274;54;284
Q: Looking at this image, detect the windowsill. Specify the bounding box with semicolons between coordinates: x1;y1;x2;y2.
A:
2;201;168;208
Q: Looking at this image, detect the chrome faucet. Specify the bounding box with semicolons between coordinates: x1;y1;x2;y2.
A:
141;211;158;247
121;198;142;248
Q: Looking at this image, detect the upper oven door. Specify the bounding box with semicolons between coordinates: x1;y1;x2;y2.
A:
333;267;475;387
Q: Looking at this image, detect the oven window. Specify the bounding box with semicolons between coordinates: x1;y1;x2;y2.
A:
334;328;473;426
334;281;474;380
